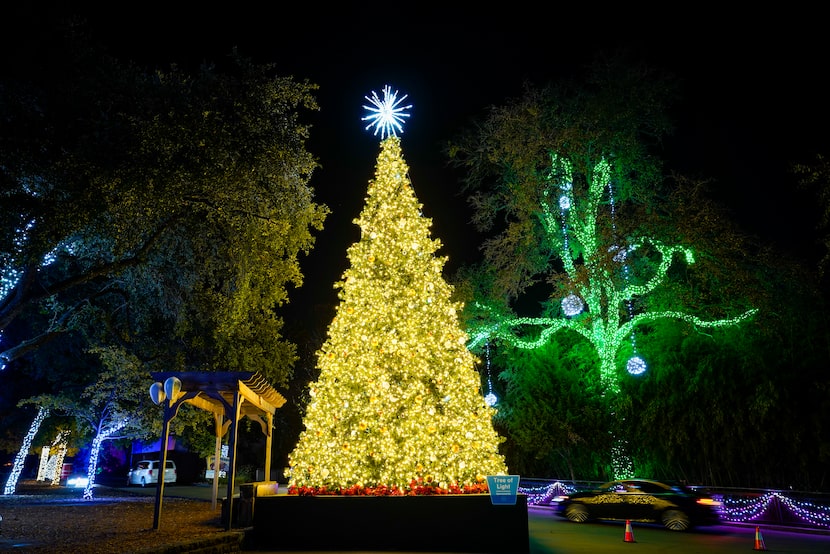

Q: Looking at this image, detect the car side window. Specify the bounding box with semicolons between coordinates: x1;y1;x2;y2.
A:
636;482;663;494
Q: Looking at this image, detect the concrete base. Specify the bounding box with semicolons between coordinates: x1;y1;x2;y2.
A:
246;493;530;552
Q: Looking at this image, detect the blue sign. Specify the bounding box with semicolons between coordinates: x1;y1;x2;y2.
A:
486;475;520;505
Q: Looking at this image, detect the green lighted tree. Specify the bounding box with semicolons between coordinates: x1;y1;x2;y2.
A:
448;57;758;478
287;108;507;493
466;152;757;393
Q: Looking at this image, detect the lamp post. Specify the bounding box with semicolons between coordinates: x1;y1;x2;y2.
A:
149;376;183;530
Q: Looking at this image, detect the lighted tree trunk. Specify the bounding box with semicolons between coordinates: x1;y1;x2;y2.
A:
3;406;48;495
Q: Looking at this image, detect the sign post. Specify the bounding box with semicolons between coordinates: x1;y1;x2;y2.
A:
486;475;520;505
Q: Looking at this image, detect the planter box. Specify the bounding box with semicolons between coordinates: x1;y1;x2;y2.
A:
245;493;530;552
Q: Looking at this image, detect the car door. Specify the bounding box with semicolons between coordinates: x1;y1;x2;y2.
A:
617;480;658;521
134;461;150;484
586;482;627;520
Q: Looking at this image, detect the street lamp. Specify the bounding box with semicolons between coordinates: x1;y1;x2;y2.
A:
149;376;184;530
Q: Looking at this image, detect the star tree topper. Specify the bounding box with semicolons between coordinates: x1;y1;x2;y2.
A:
362;85;412;139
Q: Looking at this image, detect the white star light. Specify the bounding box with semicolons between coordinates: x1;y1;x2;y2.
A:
362;85;412;139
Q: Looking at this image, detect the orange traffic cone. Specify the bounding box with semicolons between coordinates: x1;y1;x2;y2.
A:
623;519;635;543
753;526;767;551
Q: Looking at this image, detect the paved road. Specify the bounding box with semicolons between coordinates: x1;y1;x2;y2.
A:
115;482;245;501
108;484;830;553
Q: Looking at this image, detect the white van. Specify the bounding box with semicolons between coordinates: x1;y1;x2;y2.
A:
126;459;177;487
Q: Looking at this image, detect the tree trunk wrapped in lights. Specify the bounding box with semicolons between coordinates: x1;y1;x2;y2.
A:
288;116;507;494
3;406;48;495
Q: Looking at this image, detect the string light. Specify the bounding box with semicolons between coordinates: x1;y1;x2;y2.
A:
49;433;70;486
469;152;758;480
469;152;758;392
3;406;49;495
519;482;830;530
606;171;646;377
1;219;60;371
38;431;70;485
521;481;577;505
611;438;634;479
82;417;129;499
720;492;830;528
484;342;497;407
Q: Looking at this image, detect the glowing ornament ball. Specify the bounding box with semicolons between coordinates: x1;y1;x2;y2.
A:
627;356;647;375
561;294;584;317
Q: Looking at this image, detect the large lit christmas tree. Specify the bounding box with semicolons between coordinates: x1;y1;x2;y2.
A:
287;86;507;495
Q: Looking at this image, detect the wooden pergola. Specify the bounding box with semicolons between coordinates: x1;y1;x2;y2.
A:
148;371;286;530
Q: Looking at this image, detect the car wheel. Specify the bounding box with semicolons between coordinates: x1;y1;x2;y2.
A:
662;509;691;531
565;503;590;523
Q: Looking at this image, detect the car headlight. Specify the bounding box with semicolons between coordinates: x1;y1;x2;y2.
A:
67;476;89;488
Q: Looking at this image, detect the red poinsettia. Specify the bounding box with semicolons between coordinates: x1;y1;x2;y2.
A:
288;478;490;497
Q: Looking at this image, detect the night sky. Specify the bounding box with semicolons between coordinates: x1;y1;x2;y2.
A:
6;7;829;332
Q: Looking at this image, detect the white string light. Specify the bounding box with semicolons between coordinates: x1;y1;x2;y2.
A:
3;406;49;495
484;341;497;407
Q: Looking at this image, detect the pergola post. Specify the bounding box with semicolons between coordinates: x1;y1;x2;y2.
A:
211;413;223;510
264;411;273;481
224;390;242;531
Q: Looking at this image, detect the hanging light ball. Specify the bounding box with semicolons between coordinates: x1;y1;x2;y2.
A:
627;356;647;375
609;244;625;262
484;392;498;407
561;294;584;317
559;195;571;210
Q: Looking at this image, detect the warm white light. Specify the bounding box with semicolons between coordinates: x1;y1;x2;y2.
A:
4;407;48;495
